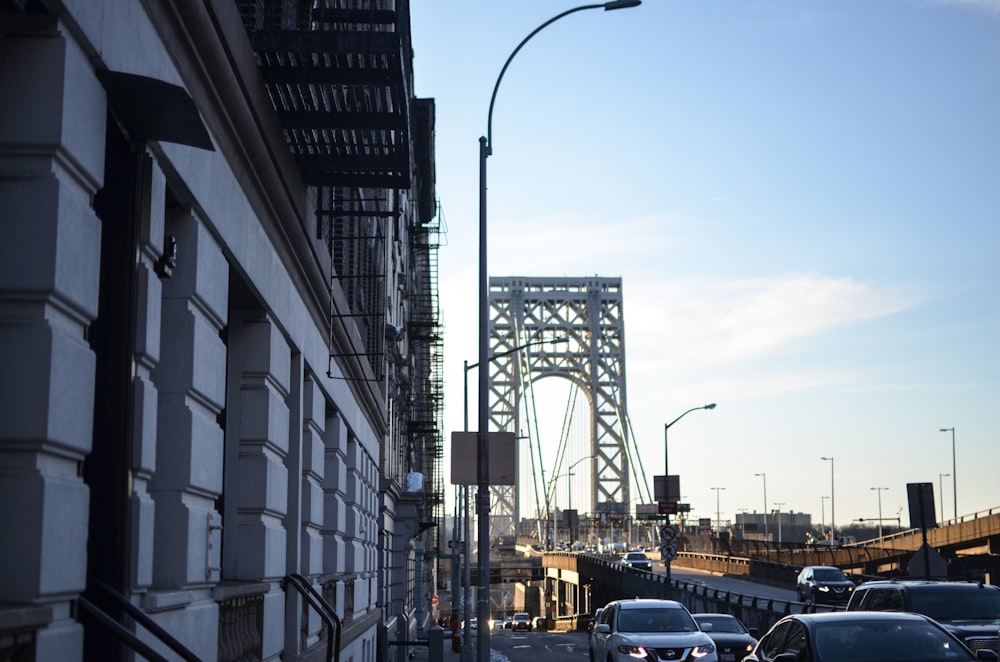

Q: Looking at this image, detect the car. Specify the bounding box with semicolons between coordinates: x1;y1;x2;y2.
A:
621;551;652;571
502;617;513;629
532;616;547;631
589;598;717;662
795;565;855;604
847;579;1000;655
461;617;477;630
743;610;998;661
692;613;759;662
512;612;532;631
588;607;605;658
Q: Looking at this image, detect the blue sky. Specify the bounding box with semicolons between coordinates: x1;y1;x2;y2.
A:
410;1;1000;536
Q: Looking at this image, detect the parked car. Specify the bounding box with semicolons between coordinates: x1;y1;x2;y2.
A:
589;598;717;662
795;565;855;604
512;612;532;631
847;579;1000;655
692;613;758;662
621;550;652;571
743;611;998;661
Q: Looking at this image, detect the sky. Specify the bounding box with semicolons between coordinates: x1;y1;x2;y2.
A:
409;0;1000;538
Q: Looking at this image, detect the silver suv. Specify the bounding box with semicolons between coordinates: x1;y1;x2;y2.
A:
589;598;717;662
846;580;1000;655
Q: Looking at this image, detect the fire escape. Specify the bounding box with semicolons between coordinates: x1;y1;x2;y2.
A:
235;0;443;528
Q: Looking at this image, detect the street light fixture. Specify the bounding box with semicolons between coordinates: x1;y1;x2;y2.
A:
710;487;725;535
462;336;564;656
821;457;835;540
773;502;786;545
476;4;639;658
871;487;888;539
939;427;956;520
664;403;717;477
938;473;950;525
820;495;829;541
754;473;768;541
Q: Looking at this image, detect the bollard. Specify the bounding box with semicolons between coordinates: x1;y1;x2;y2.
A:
427;625;444;662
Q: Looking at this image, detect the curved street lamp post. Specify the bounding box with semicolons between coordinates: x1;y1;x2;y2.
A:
476;3;640;658
754;472;768;542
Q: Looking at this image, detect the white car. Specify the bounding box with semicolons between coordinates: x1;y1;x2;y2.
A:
590;598;717;662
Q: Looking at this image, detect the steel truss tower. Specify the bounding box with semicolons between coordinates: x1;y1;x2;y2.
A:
488;276;630;541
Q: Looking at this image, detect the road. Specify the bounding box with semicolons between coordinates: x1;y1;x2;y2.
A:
471;564;794;662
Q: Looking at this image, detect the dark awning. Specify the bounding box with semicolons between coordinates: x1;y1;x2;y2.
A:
96;70;214;151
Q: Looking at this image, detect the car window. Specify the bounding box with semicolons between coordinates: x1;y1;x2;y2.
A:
847;587;868;610
782;621;811;661
813;568;846;581
617;607;695;634
909;587;1000;620
867;588;904;611
761;621;792;659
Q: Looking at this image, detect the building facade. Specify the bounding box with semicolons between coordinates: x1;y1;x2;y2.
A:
0;0;443;660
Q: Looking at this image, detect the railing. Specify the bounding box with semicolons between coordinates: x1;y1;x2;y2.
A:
76;580;201;662
283;573;342;662
217;590;264;661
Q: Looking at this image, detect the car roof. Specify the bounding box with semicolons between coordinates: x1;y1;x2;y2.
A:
788;611;933;625
858;580;995;589
608;598;685;610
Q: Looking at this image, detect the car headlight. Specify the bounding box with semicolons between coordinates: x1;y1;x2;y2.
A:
818;586;830;592
616;644;651;658
691;643;716;658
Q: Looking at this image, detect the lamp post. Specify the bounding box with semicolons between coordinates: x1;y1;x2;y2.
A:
821;457;835;540
774;502;786;545
820;495;829;541
754;473;768;542
564;455;594;543
939;427;956;520
938;473;950;525
871;487;888;539
710;487;725;535
476;5;639;657
463;337;563;657
663;404;717;478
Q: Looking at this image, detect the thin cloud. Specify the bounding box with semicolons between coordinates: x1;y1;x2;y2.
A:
628;274;923;367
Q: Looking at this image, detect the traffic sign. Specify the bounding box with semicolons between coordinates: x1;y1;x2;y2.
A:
658;500;678;515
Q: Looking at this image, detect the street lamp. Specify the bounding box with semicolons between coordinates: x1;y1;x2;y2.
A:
939;427;956;520
821;457;835;540
871;487;888;539
711;487;725;534
820;495;829;541
664;403;717;477
938;473;950;525
462;337;564;655
476;4;639;658
754;473;768;541
773;502;786;545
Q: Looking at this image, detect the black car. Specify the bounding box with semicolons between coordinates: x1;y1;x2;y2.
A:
744;611;998;661
795;565;855;604
693;613;758;662
847;580;1000;656
621;551;652;571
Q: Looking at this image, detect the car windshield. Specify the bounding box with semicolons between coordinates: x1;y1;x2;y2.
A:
625;553;645;560
909;589;1000;622
814;568;848;581
813;621;977;661
618;607;696;633
697;616;744;633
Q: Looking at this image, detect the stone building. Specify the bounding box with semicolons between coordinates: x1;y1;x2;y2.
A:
0;0;443;660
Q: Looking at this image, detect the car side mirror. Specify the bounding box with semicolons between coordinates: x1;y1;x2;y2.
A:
975;651;998;661
700;623;713;632
596;624;611;634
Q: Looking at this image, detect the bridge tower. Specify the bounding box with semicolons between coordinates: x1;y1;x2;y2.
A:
487;276;631;542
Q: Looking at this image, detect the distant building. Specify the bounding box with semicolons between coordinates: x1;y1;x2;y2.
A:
1;1;442;660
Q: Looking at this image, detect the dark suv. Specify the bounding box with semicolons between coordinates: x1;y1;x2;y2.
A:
795;565;856;604
846;580;1000;655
